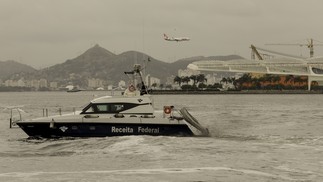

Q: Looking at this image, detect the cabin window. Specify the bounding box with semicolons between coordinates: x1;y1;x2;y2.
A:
111;104;124;112
81;103;145;114
97;105;109;112
83;106;94;113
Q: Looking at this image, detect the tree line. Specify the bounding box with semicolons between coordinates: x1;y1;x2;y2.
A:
173;74;222;90
172;73;320;91
235;74;310;90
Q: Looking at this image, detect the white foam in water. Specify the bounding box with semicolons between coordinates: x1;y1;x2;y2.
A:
0;167;297;181
108;136;144;152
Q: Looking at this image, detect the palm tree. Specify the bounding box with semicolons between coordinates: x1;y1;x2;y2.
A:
174;76;182;86
151;83;157;89
197;74;207;84
189;75;198;86
220;77;228;84
182;76;191;85
230;77;238;89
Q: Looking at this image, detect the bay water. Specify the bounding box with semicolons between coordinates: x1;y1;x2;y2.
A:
0;92;322;181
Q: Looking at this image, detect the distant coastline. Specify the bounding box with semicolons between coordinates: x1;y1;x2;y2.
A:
149;90;323;94
1;88;323;94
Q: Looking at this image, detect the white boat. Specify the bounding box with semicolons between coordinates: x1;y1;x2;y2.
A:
15;64;209;138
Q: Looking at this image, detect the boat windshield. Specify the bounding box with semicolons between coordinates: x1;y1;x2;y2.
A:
81;103;139;114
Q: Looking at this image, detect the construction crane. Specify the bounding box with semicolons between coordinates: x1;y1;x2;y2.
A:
266;38;323;58
251;45;305;60
250;44;263;60
250;45;284;60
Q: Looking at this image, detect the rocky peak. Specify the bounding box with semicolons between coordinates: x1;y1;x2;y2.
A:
77;44;116;60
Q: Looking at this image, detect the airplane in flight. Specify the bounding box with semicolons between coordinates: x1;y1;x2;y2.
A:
163;33;190;42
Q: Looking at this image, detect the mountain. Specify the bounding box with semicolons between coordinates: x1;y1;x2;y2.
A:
39;46;175;85
0;60;36;80
20;45;176;85
8;44;243;87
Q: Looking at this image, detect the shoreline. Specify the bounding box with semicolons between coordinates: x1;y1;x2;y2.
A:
149;90;323;95
1;89;323;94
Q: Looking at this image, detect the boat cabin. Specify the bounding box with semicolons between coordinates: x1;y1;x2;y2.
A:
80;95;154;115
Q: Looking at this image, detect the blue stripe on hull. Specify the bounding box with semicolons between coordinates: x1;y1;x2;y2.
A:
17;123;194;138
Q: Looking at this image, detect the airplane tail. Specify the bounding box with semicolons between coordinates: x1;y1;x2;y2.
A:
163;33;168;40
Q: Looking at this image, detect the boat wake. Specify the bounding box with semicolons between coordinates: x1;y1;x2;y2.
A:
0;167;308;181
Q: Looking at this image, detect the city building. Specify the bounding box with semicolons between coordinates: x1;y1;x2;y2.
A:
178;69;200;77
39;79;48;88
118;80;126;89
49;82;58;89
145;74;160;88
88;78;104;89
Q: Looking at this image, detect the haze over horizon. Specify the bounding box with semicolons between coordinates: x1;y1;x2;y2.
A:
1;0;323;68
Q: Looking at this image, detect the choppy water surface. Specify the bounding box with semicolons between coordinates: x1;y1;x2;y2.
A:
0;92;322;181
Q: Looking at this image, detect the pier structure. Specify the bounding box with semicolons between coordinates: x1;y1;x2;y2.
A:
188;57;323;90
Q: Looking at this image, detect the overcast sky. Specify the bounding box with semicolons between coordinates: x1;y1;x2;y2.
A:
1;0;323;68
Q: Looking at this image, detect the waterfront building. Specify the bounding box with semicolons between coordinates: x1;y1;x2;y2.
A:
31;80;40;89
49;82;58;89
5;80;18;87
39;79;48;88
17;78;26;87
165;75;176;86
205;74;216;85
145;74;160;88
88;78;104;89
118;80;126;89
178;69;200;77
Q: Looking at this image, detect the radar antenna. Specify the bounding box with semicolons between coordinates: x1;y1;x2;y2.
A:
124;64;149;95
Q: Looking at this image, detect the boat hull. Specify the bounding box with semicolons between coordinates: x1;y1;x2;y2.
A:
16;122;194;138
